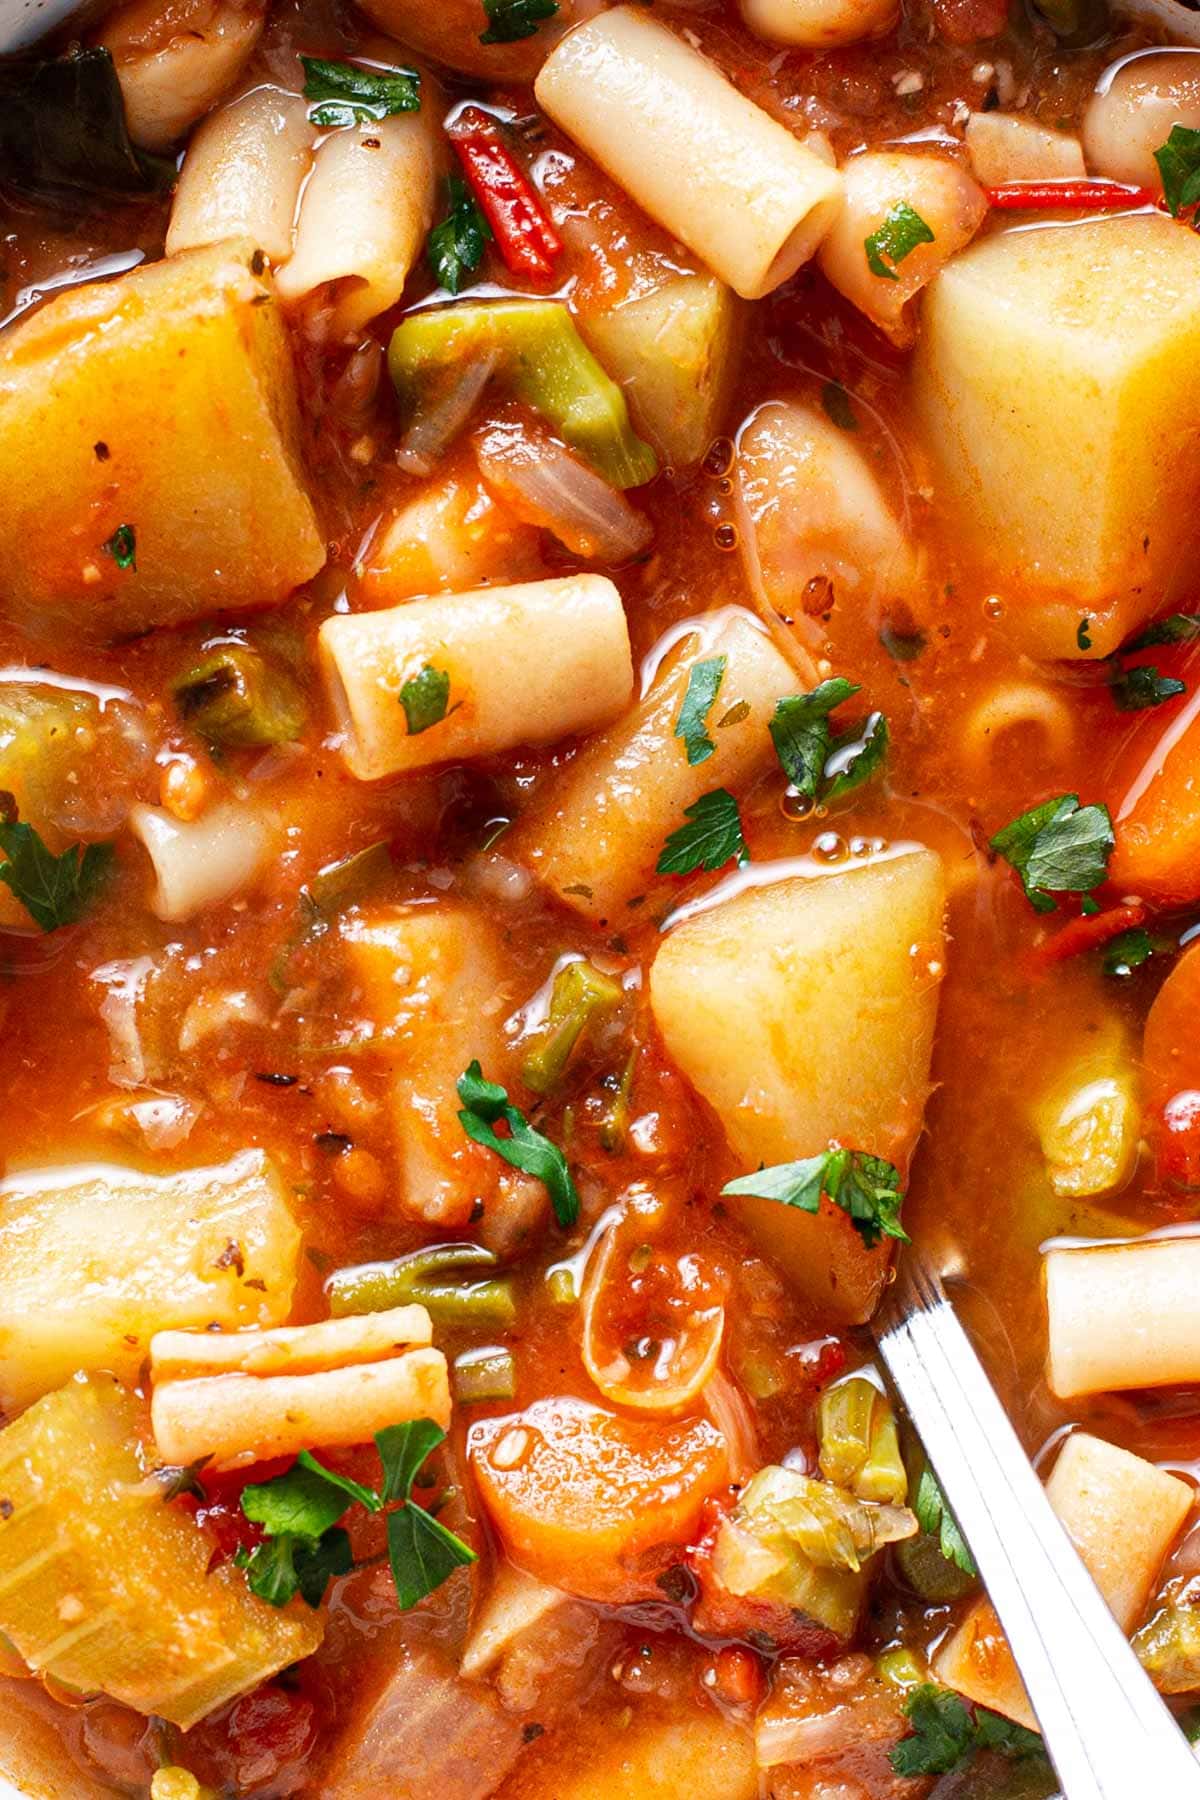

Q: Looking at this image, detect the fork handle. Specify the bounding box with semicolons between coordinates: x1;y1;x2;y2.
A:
875;1262;1200;1799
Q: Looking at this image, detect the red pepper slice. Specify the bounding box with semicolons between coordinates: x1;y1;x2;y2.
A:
985;180;1158;211
1027;901;1147;972
448;104;563;283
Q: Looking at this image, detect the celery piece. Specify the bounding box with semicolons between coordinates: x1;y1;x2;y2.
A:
174;644;305;748
453;1346;517;1403
0;1374;321;1726
876;1646;925;1693
387;300;658;490
598;1050;637;1154
818;1376;908;1506
328;1242;517;1327
893;1531;979;1604
522;959;623;1095
1134;1575;1200;1692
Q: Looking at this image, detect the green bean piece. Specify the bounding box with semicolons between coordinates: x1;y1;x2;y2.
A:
453;1346;516;1403
522;959;623;1096
174;645;305;748
328;1243;517;1327
598;1050;638;1154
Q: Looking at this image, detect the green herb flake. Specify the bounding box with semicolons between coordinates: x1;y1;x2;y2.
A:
301;56;421;127
1102;926;1158;978
1110;664;1187;712
428;175;493;294
103;523;136;570
890;1684;1048;1779
655;787;748;877
1154;124;1200;217
824;709;889;802
674;655;727;765
1076;616;1092;652
399;664;453;735
913;1463;976;1576
769;679;859;800
0;815;113;933
457;1059;579;1227
821;380;859;431
721;1147;908;1250
990;793;1114;914
480;0;559;43
864;200;935;281
1126;613;1200;651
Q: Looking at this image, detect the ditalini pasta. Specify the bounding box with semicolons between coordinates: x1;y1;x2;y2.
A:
1045;1235;1200;1398
165;83;314;264
129;797;274;920
319;574;633;780
535;8;843;300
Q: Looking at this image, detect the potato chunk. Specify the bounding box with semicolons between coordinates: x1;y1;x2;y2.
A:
0;239;324;638
0;1150;301;1411
514;1711;757;1800
914;215;1200;658
650;852;945;1322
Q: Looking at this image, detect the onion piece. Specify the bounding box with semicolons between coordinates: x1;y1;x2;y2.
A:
474;410;653;565
396;354;497;477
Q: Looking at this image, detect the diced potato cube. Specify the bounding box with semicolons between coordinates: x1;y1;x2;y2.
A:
0;1375;322;1727
650;851;945;1322
914;215;1200;658
515;1710;758;1800
0;239;324;638
0;1150;301;1411
964;112;1085;184
580;274;742;469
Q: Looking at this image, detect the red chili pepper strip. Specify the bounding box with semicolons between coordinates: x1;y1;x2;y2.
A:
448;105;563;282
1027;901;1147;972
986;180;1159;211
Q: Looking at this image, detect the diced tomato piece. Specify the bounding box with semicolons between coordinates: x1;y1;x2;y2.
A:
1027;902;1147;972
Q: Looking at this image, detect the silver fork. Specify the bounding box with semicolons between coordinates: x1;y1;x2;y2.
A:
873;1250;1200;1799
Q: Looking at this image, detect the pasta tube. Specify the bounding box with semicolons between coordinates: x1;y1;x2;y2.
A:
1045;1235;1200;1398
319;574;633;781
535;8;842;300
165;84;314;265
129;798;274;921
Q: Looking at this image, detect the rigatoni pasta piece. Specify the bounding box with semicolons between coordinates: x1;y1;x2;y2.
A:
150;1305;433;1379
740;0;898;48
535;8;842;300
0;1151;301;1411
274;102;439;339
129;798;274;921
936;1433;1192;1727
0;239;325;637
98;0;264;152
514;610;801;924
319;574;632;781
818;152;987;348
166;85;314;265
1045;1235;1200;1398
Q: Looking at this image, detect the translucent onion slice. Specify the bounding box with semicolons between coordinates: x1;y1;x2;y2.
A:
474;410;652;565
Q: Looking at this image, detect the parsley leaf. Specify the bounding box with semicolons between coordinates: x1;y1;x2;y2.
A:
1076;617;1092;652
913;1462;976;1577
674;655;726;765
480;0;560;44
990;794;1114;914
428;175;493;294
1110;664;1187;712
457;1060;579;1227
103;523;136;570
721;1147;908;1250
242;1453;376;1541
399;664;453;735
769;679;859;800
376;1418;447;1505
821;380;859;431
824;710;889;801
0;816;113;932
1126;613;1200;651
890;1687;977;1777
1102;926;1157;978
1155;124;1200;217
864;201;934;281
301;56;421;127
388;1500;477;1609
656;787;748;876
974;1710;1046;1761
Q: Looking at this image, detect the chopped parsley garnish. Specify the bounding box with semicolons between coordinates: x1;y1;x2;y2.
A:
428;175;493;294
990;794;1114;914
890;1685;1047;1778
656;787;748;876
103;523;136;570
480;0;559;44
722;1147;908;1250
821;380;859;431
1109;663;1187;712
769;680;889;806
301;56;421;127
1126;613;1200;651
399;664;453;735
674;655;727;766
1154;124;1200;217
457;1060;579;1227
1102;926;1161;978
237;1424;474;1611
1076;616;1092;652
913;1462;976;1577
0;809;113;933
864;201;934;281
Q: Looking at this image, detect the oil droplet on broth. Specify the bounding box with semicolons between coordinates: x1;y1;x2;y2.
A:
713;523;738;551
983;595;1004;619
812;831;848;863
